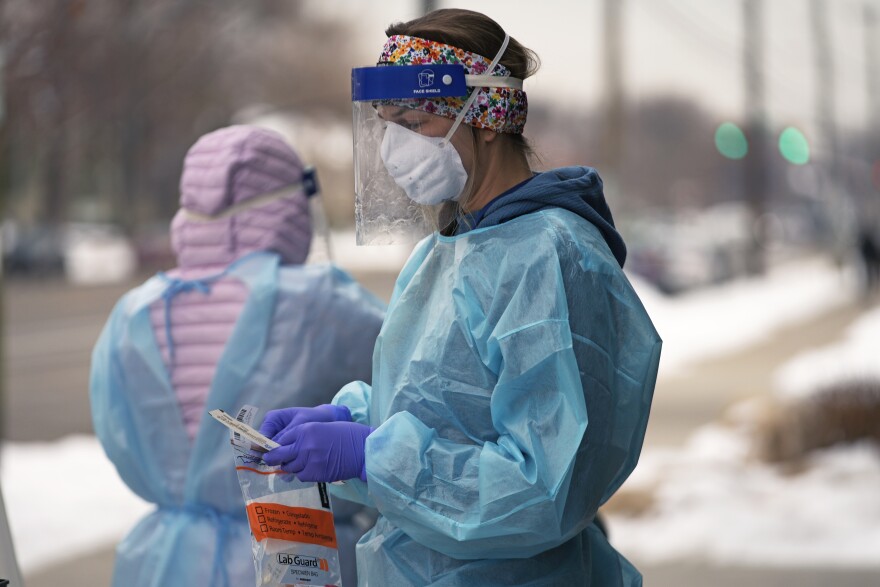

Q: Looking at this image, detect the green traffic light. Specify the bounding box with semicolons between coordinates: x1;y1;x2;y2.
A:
779;127;810;165
715;122;749;160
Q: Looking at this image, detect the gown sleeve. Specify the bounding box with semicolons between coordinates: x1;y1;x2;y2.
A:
361;314;589;559
327;381;377;507
89;296;165;503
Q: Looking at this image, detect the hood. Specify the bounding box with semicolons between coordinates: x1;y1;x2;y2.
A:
171;125;313;269
477;166;626;267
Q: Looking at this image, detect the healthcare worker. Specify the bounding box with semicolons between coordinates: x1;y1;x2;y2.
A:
260;9;662;586
90;125;385;587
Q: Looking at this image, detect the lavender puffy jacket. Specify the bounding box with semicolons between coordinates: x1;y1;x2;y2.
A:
152;125;321;438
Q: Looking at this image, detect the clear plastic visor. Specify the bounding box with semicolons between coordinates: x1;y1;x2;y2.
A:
352;102;458;245
351;63;479;245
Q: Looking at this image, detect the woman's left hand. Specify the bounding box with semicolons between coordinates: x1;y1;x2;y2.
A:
262;421;374;483
259;404;352;441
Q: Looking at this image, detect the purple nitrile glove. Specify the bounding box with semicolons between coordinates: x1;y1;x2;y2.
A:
259;404;352;441
262;421;374;483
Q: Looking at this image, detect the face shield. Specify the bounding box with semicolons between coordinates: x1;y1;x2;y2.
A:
351;33;525;245
351;65;472;245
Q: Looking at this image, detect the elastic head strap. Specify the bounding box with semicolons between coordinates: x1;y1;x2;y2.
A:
181;168;319;223
441;33;511;146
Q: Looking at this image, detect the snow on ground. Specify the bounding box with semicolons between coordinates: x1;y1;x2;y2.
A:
609;288;880;569
0;255;870;573
607;425;880;568
774;304;880;398
1;436;151;574
325;230;413;273
630;256;855;378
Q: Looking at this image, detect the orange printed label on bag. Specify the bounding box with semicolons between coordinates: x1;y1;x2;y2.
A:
246;502;338;549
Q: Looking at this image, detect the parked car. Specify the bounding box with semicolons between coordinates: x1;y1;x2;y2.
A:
2;222;66;277
2;221;138;284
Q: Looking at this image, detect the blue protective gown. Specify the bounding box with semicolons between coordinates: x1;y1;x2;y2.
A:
90;252;385;587
330;207;661;586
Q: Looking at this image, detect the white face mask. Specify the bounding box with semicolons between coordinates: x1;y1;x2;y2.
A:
379;122;468;206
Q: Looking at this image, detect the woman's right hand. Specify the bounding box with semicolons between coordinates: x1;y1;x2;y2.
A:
259;404;353;441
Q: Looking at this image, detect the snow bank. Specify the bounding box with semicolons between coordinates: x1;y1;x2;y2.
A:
609;426;880;568
774;305;880;399
1;436;151;573
630;257;854;377
326;230;412;273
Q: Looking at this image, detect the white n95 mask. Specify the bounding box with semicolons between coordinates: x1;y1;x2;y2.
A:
379;122;468;206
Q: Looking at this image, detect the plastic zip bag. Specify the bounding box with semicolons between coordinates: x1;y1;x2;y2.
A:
230;405;343;586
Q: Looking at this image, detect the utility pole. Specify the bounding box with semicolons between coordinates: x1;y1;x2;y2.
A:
811;0;846;256
0;46;5;444
0;42;20;587
601;0;625;194
866;4;880;174
743;0;768;274
422;0;438;15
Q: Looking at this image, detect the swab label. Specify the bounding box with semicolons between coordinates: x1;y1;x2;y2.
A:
209;408;279;452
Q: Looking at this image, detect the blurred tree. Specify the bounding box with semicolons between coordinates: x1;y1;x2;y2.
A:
600;0;626;193
743;0;769;274
0;0;354;234
865;4;880;218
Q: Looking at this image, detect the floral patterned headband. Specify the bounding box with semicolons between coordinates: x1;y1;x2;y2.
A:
377;34;528;135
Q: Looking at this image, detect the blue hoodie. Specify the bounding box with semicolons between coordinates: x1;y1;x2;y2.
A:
457;166;627;268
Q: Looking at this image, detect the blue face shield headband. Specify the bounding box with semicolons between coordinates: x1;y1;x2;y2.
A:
351;33;526;135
